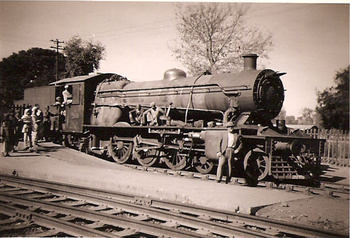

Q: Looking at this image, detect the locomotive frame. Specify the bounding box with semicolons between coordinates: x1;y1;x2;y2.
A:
17;54;325;185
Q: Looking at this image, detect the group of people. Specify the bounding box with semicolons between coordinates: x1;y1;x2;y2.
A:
21;104;45;150
1;103;58;157
1;85;73;157
129;102;168;126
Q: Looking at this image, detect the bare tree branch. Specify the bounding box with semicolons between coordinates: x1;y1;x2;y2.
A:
171;3;273;75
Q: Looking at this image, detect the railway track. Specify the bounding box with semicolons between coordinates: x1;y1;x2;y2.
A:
0;174;348;237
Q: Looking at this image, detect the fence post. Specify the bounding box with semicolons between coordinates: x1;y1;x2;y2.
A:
327;129;331;160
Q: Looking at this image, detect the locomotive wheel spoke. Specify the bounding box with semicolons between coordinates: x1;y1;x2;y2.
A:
243;150;269;184
194;156;214;174
135;148;158;167
108;138;132;164
163;150;187;171
257;157;267;175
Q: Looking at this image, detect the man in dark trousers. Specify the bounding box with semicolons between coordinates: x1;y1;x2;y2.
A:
1;113;13;157
216;121;242;183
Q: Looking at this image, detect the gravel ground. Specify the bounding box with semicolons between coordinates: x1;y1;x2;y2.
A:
256;163;349;234
256;196;349;233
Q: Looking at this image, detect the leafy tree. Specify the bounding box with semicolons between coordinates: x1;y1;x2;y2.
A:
0;48;65;106
64;36;105;77
171;3;273;75
297;107;314;125
316;66;349;130
285;115;298;125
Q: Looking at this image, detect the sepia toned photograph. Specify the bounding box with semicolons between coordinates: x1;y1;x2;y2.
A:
0;1;349;237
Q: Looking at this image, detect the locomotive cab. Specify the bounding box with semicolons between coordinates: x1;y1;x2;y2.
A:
49;73;115;135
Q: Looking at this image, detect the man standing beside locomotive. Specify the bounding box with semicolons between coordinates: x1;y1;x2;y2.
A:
21;106;33;150
31;104;43;147
1;113;14;157
216;121;242;183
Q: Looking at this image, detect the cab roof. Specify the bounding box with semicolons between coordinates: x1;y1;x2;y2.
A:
49;73;115;86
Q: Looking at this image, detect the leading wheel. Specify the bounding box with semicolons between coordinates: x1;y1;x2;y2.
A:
194;156;214;174
108;137;133;164
163;150;187;171
243;150;269;186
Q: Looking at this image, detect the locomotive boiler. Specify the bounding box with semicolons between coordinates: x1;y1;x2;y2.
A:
91;54;284;127
18;53;324;185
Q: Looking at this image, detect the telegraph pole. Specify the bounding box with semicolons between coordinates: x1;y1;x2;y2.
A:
50;39;64;81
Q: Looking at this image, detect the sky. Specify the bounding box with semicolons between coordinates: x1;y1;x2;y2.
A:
0;1;349;117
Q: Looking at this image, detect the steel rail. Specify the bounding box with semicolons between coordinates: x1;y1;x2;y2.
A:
0;193;212;238
0;177;270;238
0;174;347;238
0;202;116;237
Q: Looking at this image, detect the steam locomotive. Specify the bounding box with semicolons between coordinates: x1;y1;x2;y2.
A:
18;54;325;185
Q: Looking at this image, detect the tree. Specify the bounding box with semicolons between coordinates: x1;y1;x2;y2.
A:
64;36;105;77
171;3;273;75
316;66;349;130
285;116;298;125
0;48;65;106
297;107;314;125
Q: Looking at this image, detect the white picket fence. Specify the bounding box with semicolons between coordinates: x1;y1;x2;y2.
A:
306;128;349;166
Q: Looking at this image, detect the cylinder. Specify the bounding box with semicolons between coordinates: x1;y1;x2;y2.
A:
274;140;305;155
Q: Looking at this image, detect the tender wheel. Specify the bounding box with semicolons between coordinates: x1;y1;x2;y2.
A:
243;150;269;186
163;150;187;171
134;148;158;167
108;137;132;164
194;156;214;174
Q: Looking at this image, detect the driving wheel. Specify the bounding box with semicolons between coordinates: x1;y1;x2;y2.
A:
108;137;132;164
135;148;158;167
163;150;187;170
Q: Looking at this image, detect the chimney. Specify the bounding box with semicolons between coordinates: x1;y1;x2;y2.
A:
243;54;259;70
